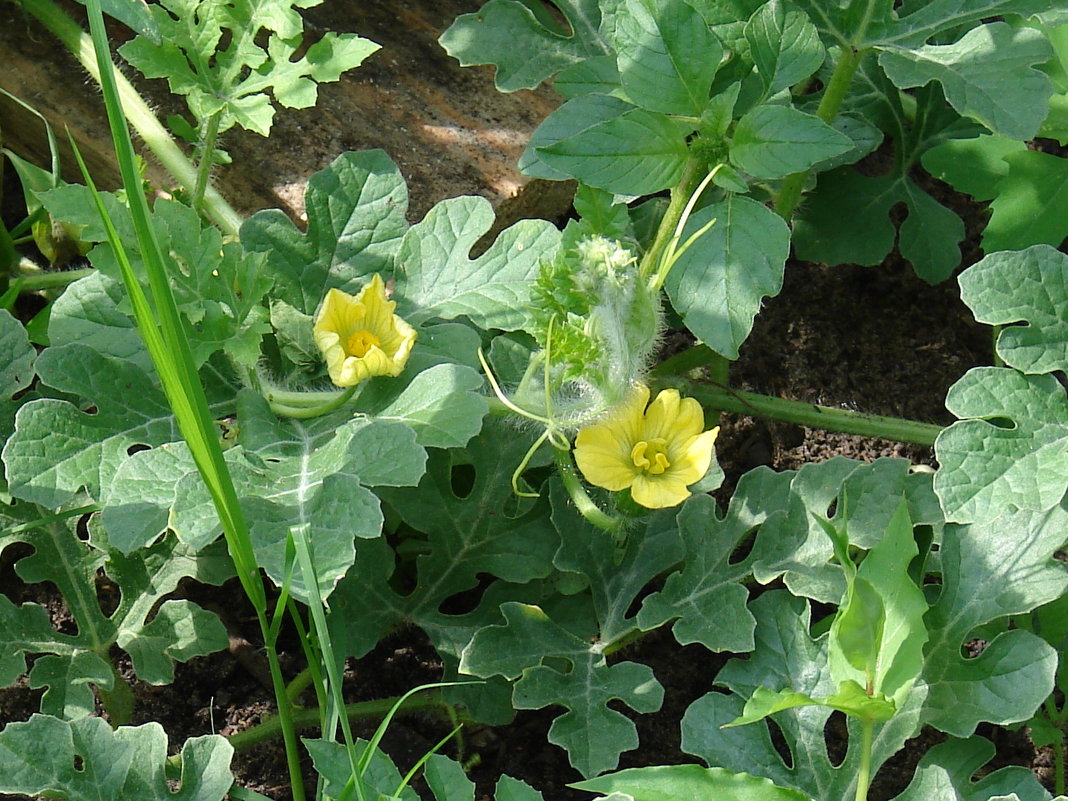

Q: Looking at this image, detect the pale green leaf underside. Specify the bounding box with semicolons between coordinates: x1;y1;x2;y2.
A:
934;367;1068;523
0;715;232;801
395;196;561;332
957;245;1068;375
240;149;409;314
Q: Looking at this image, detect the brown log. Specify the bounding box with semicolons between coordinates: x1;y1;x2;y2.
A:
0;0;574;227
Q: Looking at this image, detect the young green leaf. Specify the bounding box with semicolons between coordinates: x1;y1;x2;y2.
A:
611;0;724;116
745;0;825;97
39;188;272;366
830;498;928;703
830;575;885;681
118;0;379;136
823;680;896;722
730;104;853;179
665;196;790;360
439;0;610;92
683;591;926;801
724;685;822;728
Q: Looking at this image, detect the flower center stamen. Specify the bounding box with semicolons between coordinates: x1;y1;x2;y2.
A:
631;438;671;475
346;329;381;358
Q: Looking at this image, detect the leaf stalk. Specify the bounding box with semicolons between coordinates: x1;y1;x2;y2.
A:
774;45;867;221
660;376;942;447
10;0;244;236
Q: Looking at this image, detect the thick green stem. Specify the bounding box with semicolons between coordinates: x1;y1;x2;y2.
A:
266;388;349;406
98;662;135;727
193;112;223;213
269;385;356;418
602;627;649;658
225;691;448;752
261;634;307;801
14;267;94;292
661;377;942;447
774;46;866;221
553;446;622;532
638;159;701;282
11;0;243;236
854;717;875;801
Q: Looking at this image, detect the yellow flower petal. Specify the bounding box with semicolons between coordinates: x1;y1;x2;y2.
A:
665;427;721;487
312;275;417;387
630;473;692;509
572;384;720;510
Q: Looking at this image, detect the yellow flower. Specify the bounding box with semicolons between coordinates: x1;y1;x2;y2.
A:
313;274;417;387
574;385;719;509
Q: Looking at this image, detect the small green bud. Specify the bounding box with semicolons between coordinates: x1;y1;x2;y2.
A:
518;235;662;427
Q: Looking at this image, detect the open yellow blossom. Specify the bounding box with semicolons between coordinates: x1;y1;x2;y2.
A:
574;385;719;509
313;274;417;387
